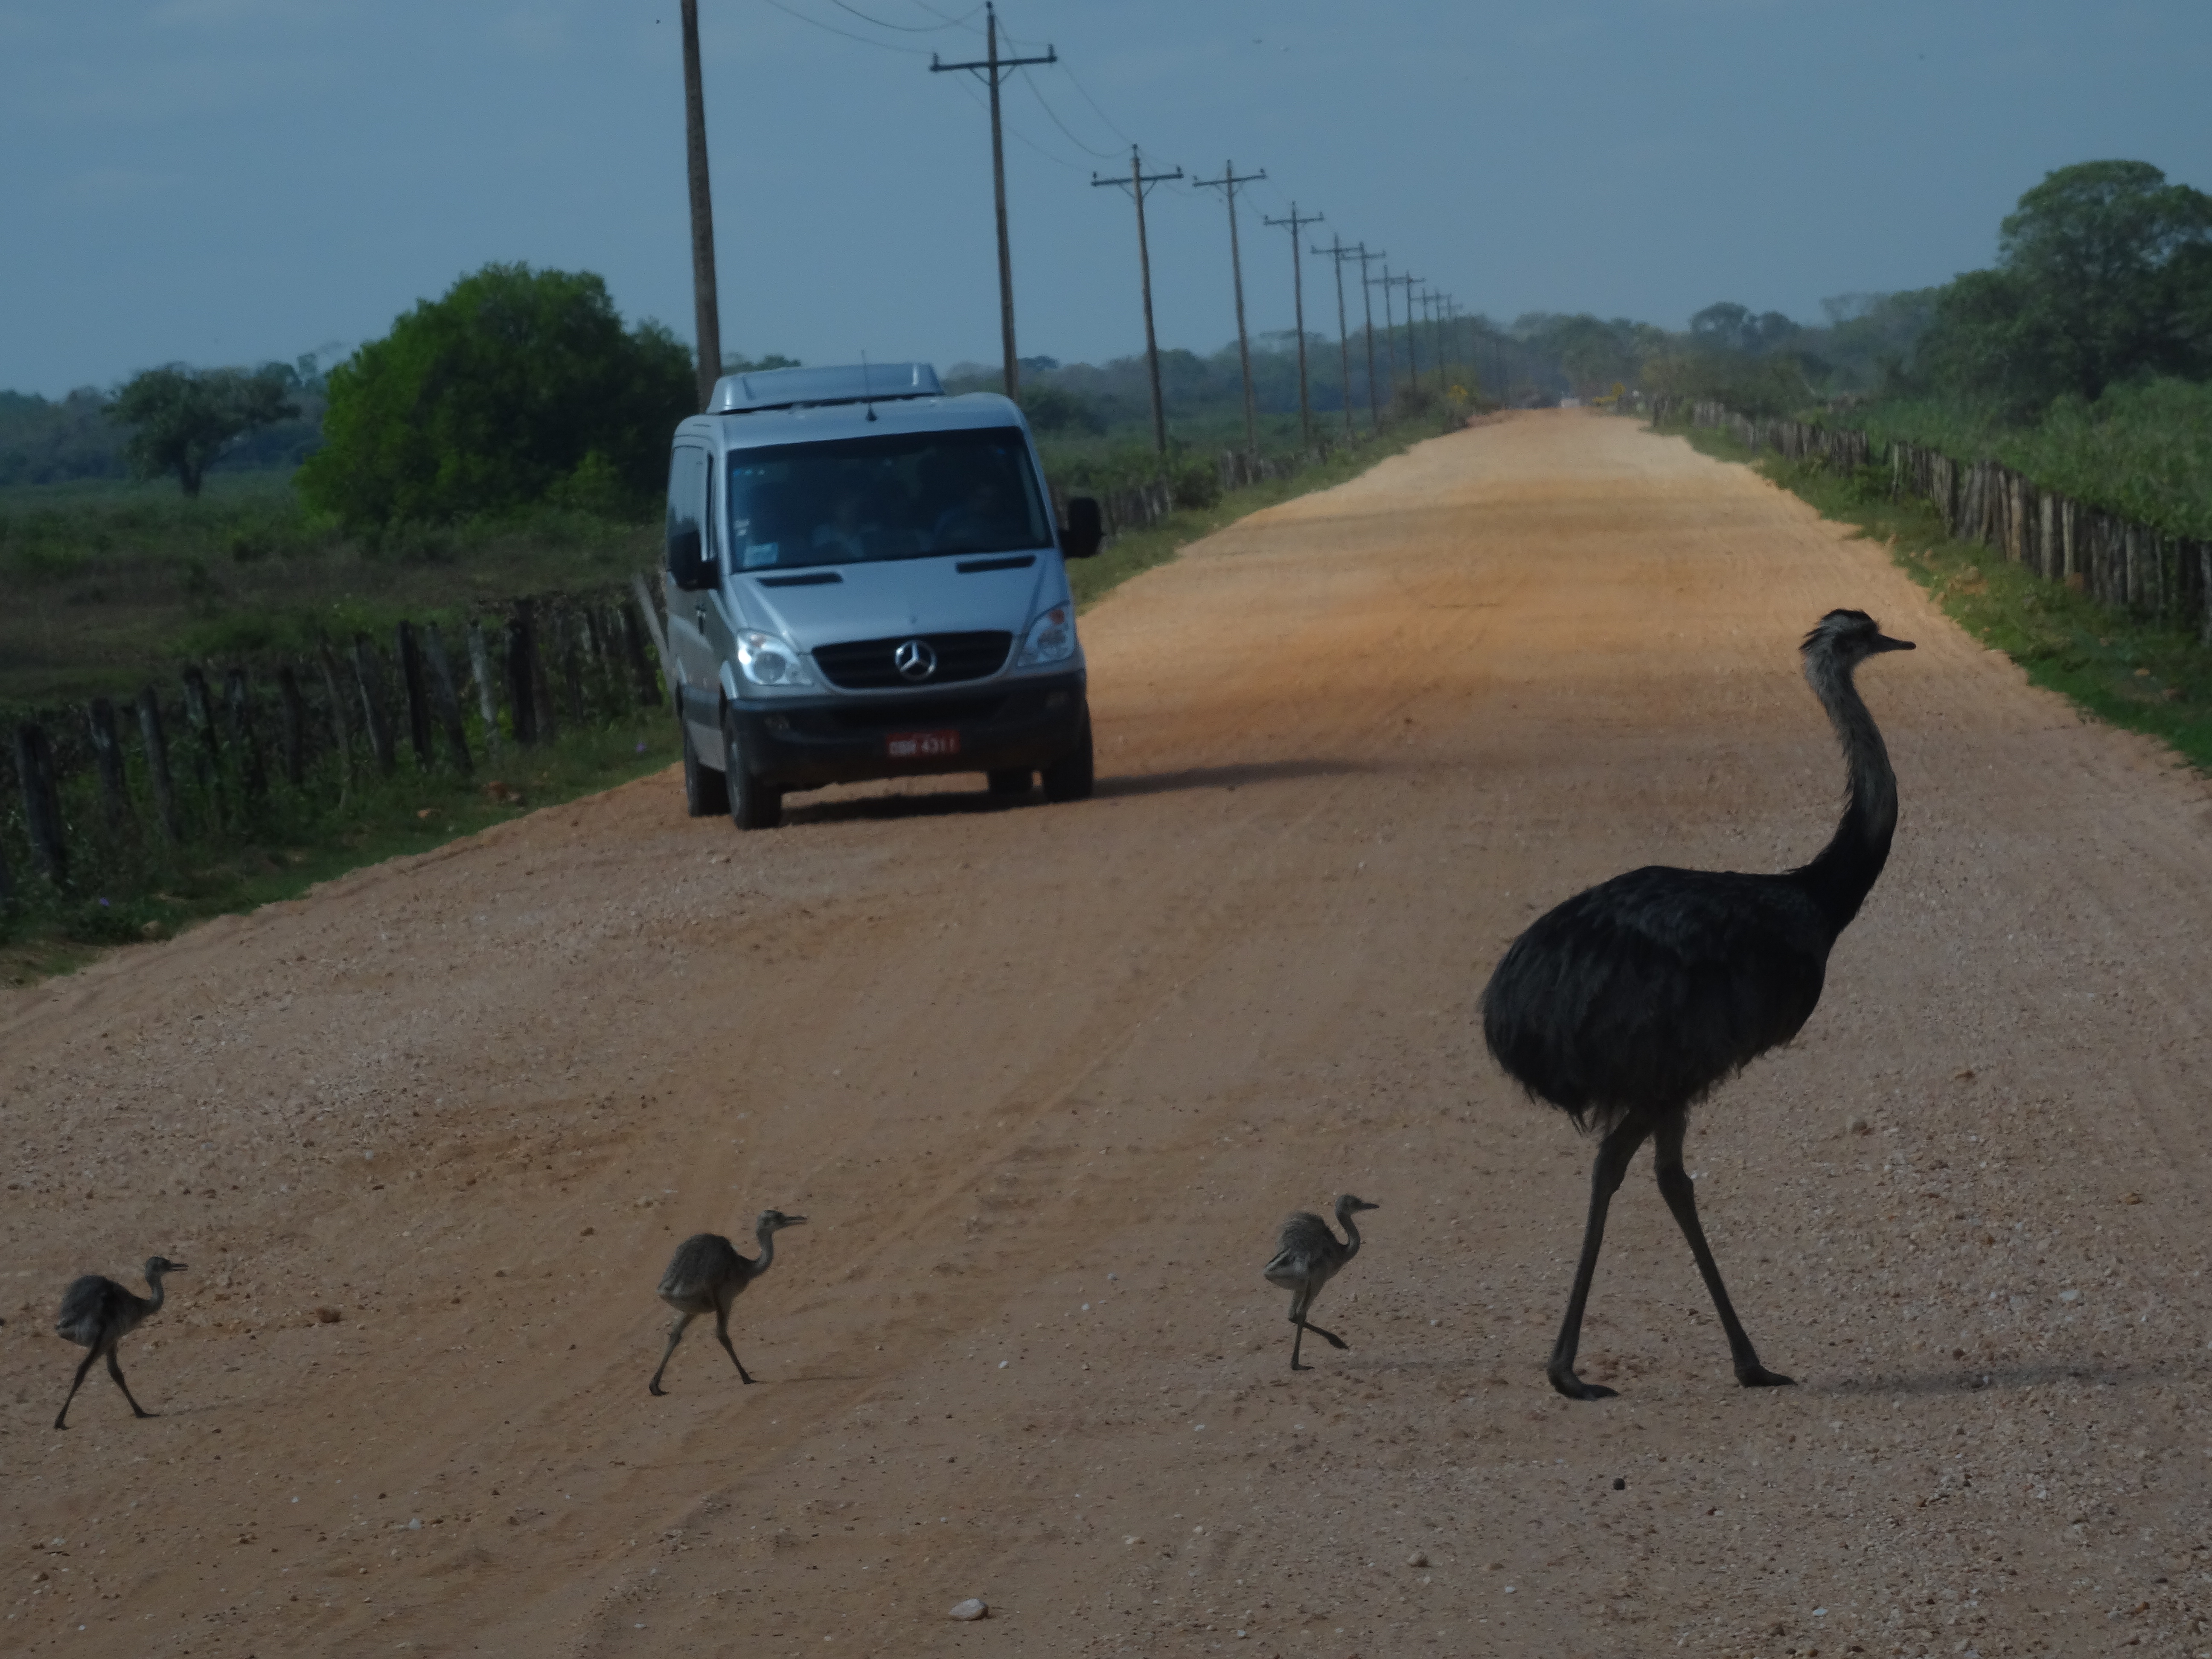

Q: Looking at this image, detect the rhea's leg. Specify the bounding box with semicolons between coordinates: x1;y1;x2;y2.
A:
106;1347;153;1418
648;1313;694;1396
54;1345;101;1430
1549;1115;1653;1400
1653;1112;1792;1388
1286;1288;1310;1371
713;1301;756;1385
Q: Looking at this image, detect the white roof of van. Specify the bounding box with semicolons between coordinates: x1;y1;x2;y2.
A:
707;362;942;414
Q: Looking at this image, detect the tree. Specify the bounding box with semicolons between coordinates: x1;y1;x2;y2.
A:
1921;160;2212;413
299;262;695;529
108;364;299;497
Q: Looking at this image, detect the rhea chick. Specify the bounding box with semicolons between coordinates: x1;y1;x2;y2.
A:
54;1256;186;1430
1263;1195;1378;1371
648;1211;806;1394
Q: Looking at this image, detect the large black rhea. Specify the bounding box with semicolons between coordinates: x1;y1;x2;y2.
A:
1479;608;1912;1401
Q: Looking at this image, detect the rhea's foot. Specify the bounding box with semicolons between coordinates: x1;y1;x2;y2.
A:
1736;1363;1795;1388
649;1380;668;1397
1547;1364;1618;1401
1290;1358;1310;1372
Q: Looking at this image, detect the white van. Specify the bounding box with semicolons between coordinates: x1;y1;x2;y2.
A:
663;363;1103;829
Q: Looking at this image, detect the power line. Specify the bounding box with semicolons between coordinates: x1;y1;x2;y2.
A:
1314;235;1360;442
825;0;974;30
1349;242;1385;431
760;0;931;55
1018;65;1119;160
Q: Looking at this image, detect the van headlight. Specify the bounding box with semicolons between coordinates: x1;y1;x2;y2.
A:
1016;605;1075;667
736;630;815;687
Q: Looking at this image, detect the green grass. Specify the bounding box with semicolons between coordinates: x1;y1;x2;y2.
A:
0;470;659;706
1;709;676;987
1838;378;2212;544
1666;418;2212;773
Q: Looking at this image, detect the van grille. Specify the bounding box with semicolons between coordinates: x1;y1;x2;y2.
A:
813;631;1012;690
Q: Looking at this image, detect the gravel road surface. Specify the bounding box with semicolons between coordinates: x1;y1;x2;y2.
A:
6;410;2210;1657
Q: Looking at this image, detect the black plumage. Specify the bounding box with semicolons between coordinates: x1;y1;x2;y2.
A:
647;1210;805;1394
1481;609;1912;1400
52;1255;186;1430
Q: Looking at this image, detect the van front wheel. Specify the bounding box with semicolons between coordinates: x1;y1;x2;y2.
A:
723;713;783;830
1040;711;1094;803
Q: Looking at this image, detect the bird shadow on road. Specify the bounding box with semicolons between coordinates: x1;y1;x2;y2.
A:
1809;1353;2201;1398
1093;757;1374;800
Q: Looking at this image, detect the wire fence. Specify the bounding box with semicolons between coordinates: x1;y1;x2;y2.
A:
0;583;669;909
1652;396;2212;642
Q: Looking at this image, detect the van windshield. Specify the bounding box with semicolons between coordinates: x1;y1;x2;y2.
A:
726;426;1051;571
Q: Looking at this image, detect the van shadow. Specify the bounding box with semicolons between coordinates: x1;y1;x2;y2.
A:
785;757;1368;825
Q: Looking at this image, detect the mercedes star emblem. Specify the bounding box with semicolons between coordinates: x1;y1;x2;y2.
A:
894;638;937;681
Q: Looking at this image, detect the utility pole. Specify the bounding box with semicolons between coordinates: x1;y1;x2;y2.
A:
932;3;1058;403
1314;236;1359;442
1350;243;1384;433
1092;146;1183;458
1393;272;1424;392
1367;262;1398;410
679;0;721;411
1262;203;1323;449
1191;160;1266;455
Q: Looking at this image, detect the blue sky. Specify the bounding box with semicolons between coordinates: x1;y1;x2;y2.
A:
4;0;2209;396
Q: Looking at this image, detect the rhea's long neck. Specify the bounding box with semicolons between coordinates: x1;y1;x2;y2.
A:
751;1220;779;1275
1335;1203;1365;1261
144;1268;169;1312
1797;652;1899;936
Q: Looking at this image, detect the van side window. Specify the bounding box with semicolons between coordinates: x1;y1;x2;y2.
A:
666;445;710;572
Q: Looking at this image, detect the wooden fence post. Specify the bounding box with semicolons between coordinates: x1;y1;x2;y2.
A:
505;601;539;747
87;697;131;834
557;608;588;730
223;667;269;801
466;619;503;758
352;637;397;775
617;603;661;709
317;642;355;805
181;667;227;827
136;687;182;843
628;573;672;699
14;723;69;890
276;665;307;788
395;621;435;770
421;622;474;776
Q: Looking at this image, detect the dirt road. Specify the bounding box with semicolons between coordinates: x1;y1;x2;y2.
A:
6;410;2211;1657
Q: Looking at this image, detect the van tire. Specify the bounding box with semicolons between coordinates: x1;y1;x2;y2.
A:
723;712;783;830
987;768;1032;796
683;723;729;818
1040;712;1094;803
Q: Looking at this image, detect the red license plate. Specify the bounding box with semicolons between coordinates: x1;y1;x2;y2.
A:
886;729;960;760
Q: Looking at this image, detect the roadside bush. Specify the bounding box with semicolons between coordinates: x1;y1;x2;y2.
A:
300;263;692;532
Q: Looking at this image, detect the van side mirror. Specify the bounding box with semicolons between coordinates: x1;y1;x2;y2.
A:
667;523;712;590
1061;495;1103;560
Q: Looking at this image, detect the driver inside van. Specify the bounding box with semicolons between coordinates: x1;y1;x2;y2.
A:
810;487;870;562
931;467;1022;552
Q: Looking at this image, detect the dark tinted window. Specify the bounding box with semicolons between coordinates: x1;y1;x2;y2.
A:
726;426;1049;571
666;445;710;566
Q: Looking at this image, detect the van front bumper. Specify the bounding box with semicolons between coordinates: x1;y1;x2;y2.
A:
701;671;1087;790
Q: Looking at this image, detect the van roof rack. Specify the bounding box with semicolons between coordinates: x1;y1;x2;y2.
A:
707;362;943;414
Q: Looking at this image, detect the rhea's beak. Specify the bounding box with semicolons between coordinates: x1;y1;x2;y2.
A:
783;1216;809;1226
1873;634;1915;652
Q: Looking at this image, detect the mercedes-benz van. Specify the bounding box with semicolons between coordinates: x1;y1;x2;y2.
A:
662;362;1103;829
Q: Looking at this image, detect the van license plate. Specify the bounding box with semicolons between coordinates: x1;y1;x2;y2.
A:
887;729;960;760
